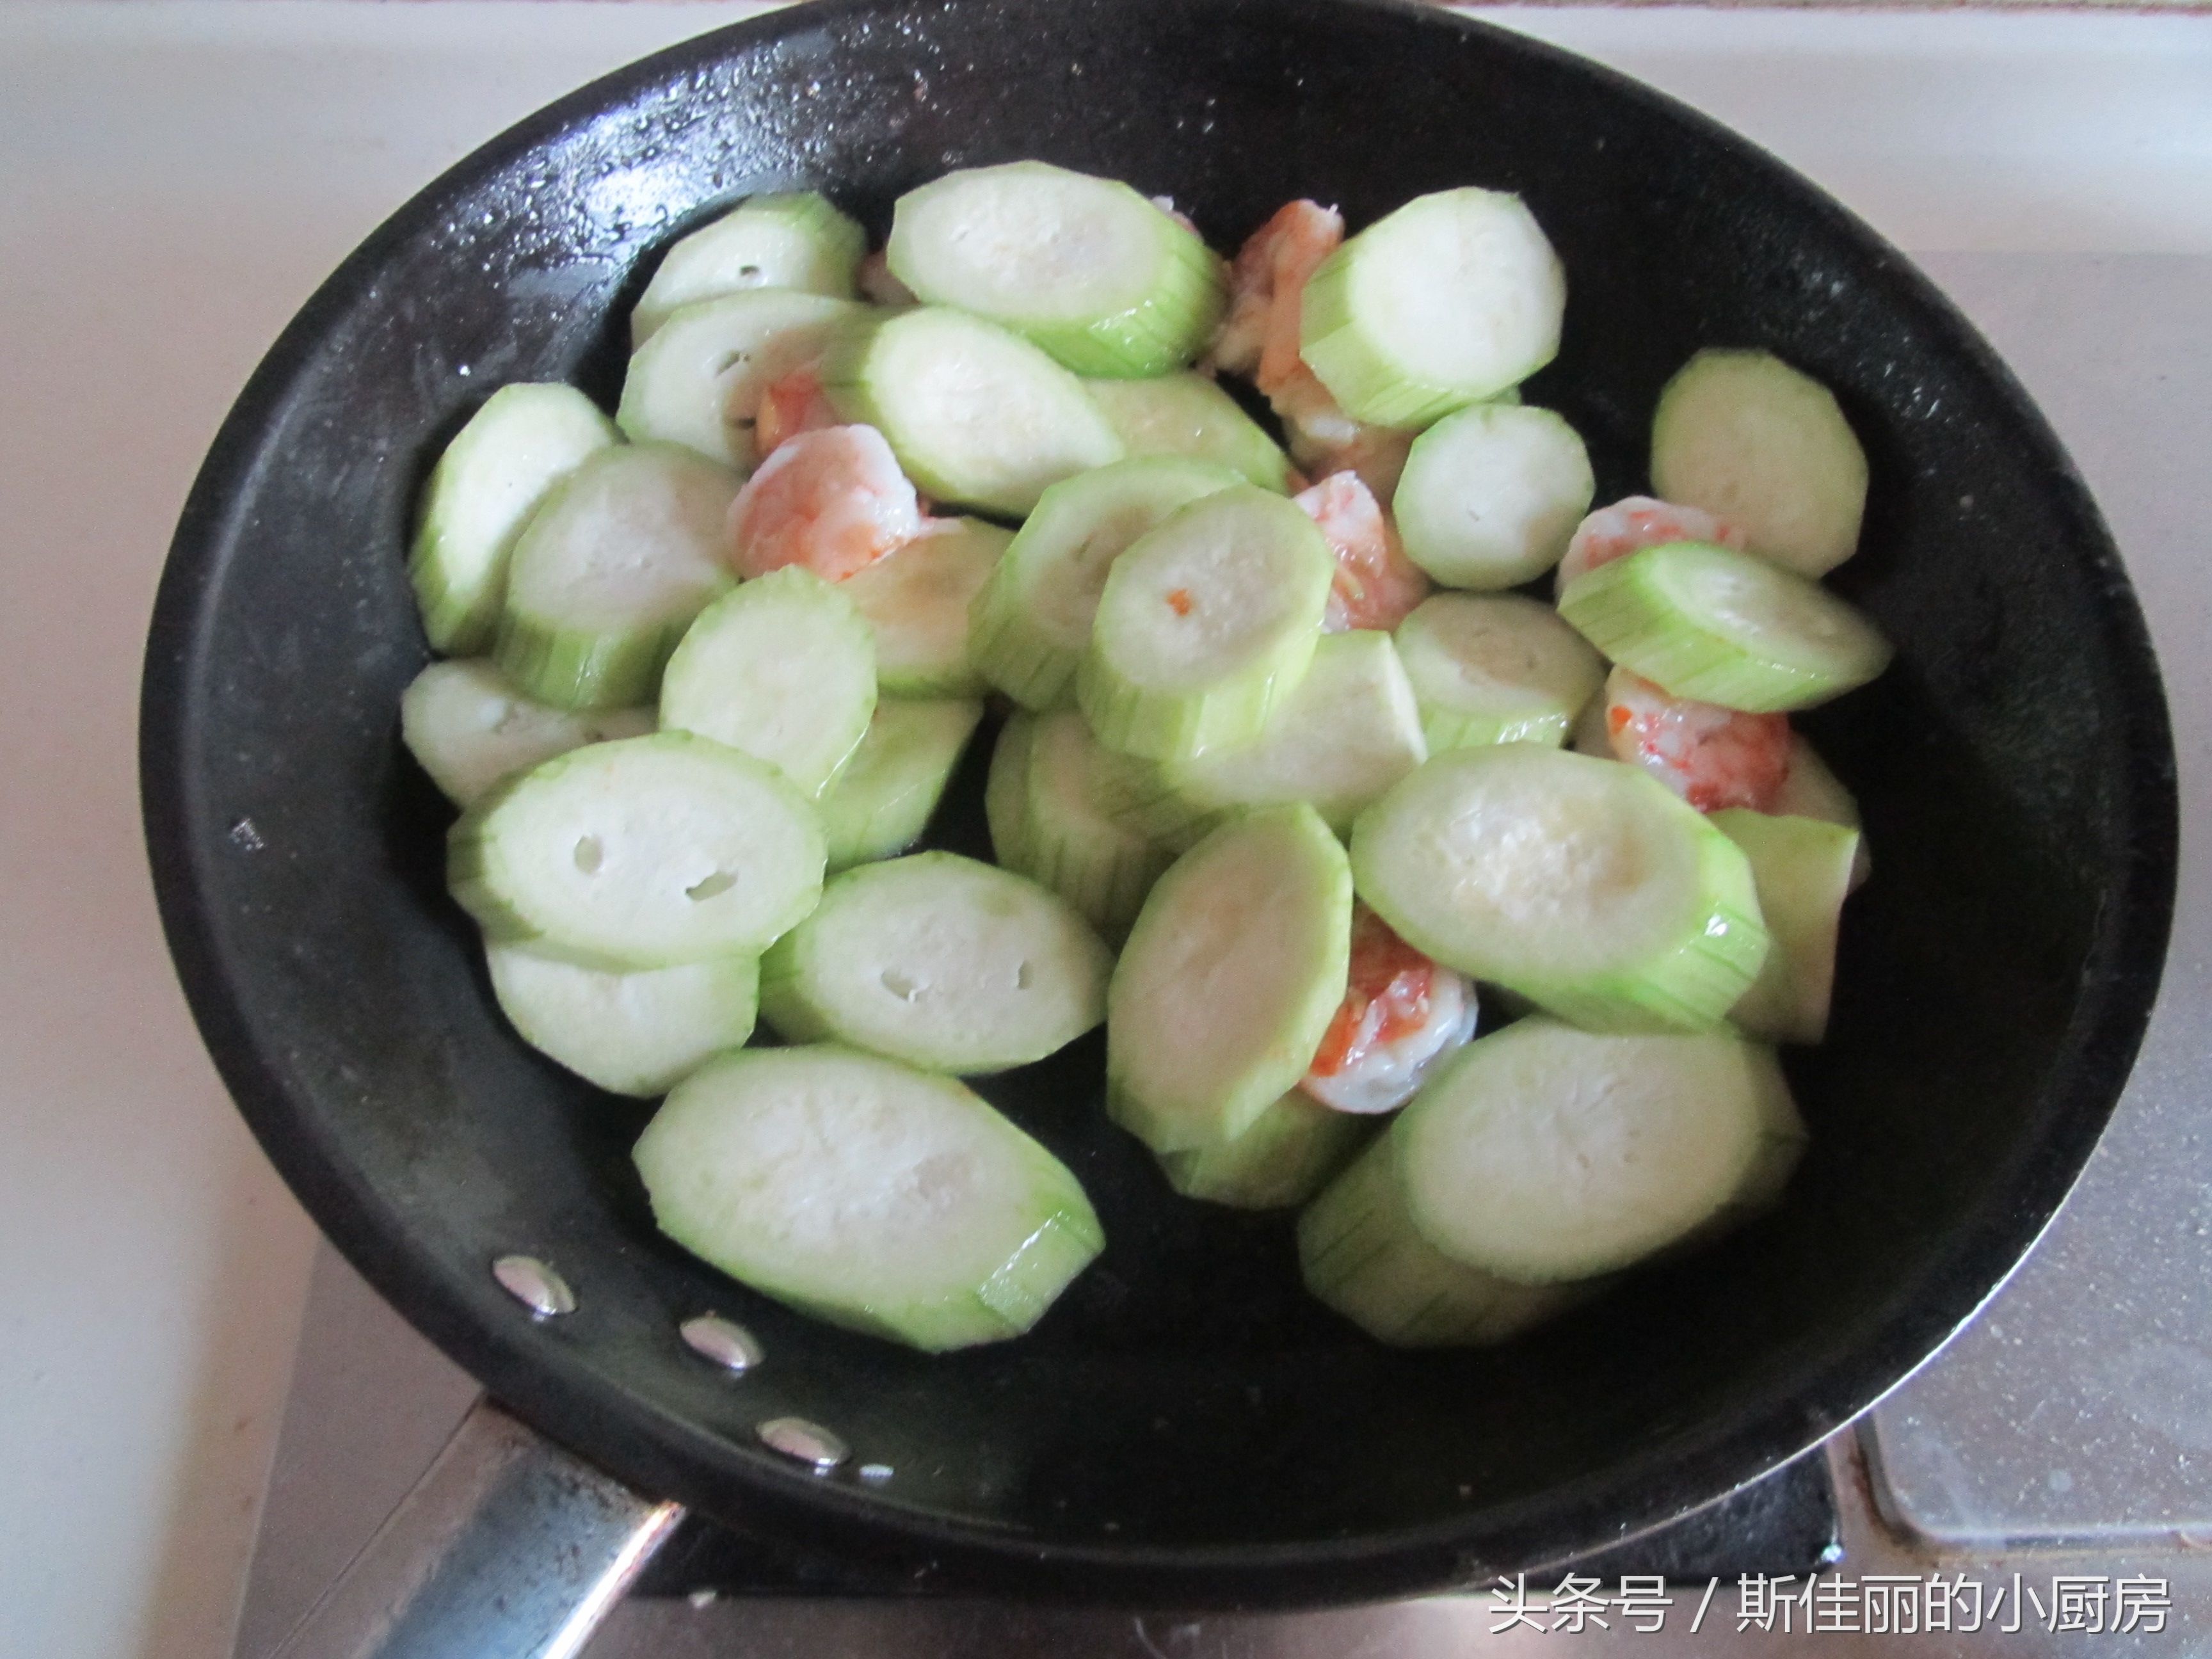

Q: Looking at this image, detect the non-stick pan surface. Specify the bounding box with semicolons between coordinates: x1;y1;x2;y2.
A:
141;0;2174;1607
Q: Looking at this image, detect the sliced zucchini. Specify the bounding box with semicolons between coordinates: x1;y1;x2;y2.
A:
486;943;758;1097
494;444;737;710
1774;735;1871;892
634;1044;1102;1350
1084;373;1294;492
1349;745;1769;1032
1393;1017;1806;1283
840;518;1010;698
1077;485;1336;762
984;712;1039;874
1393;593;1605;752
630;192;865;344
400;659;654;807
1711;809;1861;1044
1014;709;1178;942
1392;402;1594;589
1156;1090;1373;1212
1114;629;1429;847
887;161;1226;377
1559;541;1893;713
449;731;824;969
1297;1134;1585;1347
969;456;1244;710
1299;188;1565;429
658;568;877;797
615;289;858;474
819;698;983;872
1107;805;1352;1152
818;306;1124;517
758;852;1111;1074
409;383;618;655
1651;348;1868;578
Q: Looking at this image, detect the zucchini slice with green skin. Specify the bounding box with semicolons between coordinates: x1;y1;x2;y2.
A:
1157;1090;1374;1212
759;852;1111;1075
1395;1017;1807;1283
486;943;758;1098
400;659;654;807
984;712;1039;875
1110;630;1429;848
493;444;737;710
449;731;824;970
659;568;878;798
410;383;618;655
840;518;1010;699
1299;1130;1590;1348
630;192;865;344
1014;709;1178;942
1393;593;1605;753
1651;348;1868;579
1558;540;1893;713
1107;805;1352;1153
1712;809;1861;1044
1392;402;1594;589
1084;373;1294;492
1299;188;1565;429
634;1044;1103;1351
616;289;859;474
1349;745;1769;1032
969;457;1244;711
887;161;1226;378
1774;735;1871;891
1077;485;1336;762
818;306;1125;517
819;698;984;873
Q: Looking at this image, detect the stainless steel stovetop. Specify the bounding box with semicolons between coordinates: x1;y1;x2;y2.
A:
230;250;2212;1657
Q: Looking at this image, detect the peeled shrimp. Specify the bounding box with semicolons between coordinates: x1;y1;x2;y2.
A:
1209;199;1343;396
1295;470;1432;634
752;362;842;459
855;248;915;307
727;424;925;583
1604;666;1791;813
1301;906;1478;1115
1555;495;1746;594
1274;366;1415;502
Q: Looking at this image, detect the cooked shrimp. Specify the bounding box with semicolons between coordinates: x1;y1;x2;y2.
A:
727;424;925;583
751;362;842;458
1295;470;1432;634
1555;495;1746;594
1276;367;1416;502
1301;906;1478;1115
1208;200;1343;396
1604;666;1791;813
856;248;915;307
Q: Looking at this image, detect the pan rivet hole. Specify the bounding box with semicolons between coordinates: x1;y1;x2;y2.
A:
572;836;604;876
758;1416;848;1473
680;1313;764;1373
492;1254;575;1319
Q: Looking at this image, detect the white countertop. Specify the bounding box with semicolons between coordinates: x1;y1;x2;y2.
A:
1;8;2207;1658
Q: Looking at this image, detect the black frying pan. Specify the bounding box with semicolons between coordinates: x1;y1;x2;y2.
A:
141;0;2176;1612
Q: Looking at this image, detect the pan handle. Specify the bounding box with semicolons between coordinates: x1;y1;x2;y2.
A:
268;1397;684;1659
